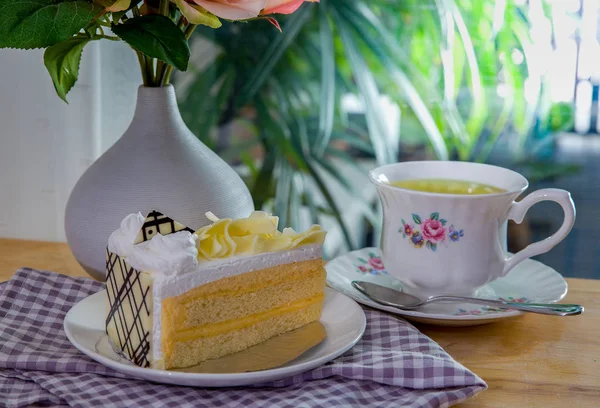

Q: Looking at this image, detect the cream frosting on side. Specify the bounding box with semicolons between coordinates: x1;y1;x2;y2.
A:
151;244;322;362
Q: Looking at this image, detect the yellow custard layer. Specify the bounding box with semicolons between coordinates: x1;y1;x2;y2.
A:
162;259;324;330
164;303;323;369
167;294;324;343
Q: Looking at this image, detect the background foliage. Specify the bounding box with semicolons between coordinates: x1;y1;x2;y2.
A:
175;0;575;250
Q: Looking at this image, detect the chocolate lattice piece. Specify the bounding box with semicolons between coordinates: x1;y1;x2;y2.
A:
133;210;194;244
105;248;152;367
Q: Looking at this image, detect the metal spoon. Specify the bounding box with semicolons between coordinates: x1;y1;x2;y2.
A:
351;281;583;316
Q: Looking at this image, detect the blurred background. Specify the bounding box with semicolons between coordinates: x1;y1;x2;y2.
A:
1;0;598;278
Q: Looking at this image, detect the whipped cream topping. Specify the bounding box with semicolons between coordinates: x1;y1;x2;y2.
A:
126;231;199;276
108;212;198;276
108;211;325;278
108;212;145;255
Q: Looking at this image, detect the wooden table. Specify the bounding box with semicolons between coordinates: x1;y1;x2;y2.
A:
1;238;599;407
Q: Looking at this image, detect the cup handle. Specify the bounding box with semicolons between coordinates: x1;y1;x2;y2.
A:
502;188;576;276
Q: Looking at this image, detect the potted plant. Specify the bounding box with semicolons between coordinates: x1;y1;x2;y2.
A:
0;0;318;279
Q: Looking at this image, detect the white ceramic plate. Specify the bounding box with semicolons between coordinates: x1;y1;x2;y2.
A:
64;287;366;387
326;247;568;327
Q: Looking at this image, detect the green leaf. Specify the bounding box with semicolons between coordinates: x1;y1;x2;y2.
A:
335;15;393;165
112;15;190;71
339;3;449;161
251;149;276;210
357;257;368;264
430;212;439;220
239;152;258;179
305;159;354;250
274;159;293;229
301;174;320;226
43;37;90;103
315;7;335;155
111;9;128;23
440;219;447;226
412;214;422;224
288;172;301;230
0;0;103;49
94;0;130;12
235;6;311;109
330;130;374;155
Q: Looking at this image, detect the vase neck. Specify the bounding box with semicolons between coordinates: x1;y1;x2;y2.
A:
130;85;186;133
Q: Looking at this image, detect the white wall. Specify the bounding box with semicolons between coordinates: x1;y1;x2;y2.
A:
0;41;140;242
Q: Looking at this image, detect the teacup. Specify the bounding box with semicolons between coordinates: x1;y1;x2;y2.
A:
369;161;576;299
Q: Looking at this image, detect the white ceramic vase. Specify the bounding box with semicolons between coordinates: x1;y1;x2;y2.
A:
65;85;254;280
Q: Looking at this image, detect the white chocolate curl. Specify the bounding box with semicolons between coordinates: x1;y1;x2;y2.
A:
195;211;326;262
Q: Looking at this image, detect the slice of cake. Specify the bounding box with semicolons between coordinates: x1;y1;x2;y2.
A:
105;210;326;369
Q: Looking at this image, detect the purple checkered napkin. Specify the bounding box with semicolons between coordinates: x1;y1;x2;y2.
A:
0;268;486;408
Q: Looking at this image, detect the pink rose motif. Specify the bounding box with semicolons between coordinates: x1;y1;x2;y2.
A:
421;219;446;243
368;256;385;271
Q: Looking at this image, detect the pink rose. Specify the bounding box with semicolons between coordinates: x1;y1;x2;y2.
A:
421;219;446;243
368;257;385;271
189;0;317;20
263;0;318;14
191;0;268;20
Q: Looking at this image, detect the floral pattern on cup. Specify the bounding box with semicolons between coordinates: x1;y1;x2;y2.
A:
453;297;530;315
355;252;389;275
399;213;464;251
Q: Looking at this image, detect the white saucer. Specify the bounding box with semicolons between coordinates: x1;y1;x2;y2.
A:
326;247;568;327
64;287;366;387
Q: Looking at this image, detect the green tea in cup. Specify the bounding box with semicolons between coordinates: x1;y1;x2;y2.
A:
388;178;505;195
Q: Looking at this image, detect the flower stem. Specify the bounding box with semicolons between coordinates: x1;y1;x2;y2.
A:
136;51;148;86
145;56;156;86
177;16;186;30
131;4;158;87
96;34;120;41
155;0;174;86
184;24;197;40
159;0;169;17
156;60;166;84
161;66;174;86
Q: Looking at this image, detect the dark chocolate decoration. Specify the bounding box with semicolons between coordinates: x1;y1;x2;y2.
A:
133;210;195;245
105;248;152;368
